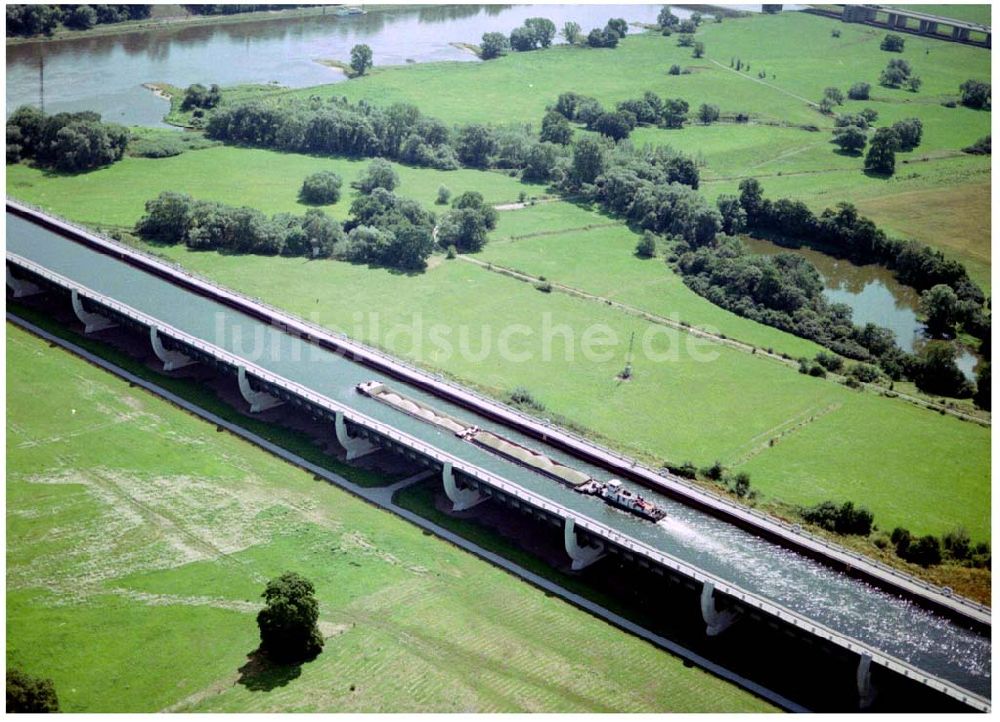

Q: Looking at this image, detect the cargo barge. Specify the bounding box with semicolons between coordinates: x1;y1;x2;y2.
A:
357;381;668;523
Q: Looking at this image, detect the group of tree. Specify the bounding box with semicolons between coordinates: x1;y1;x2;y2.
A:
205;95;582;179
135;191;344;258
586;18;628;48
182;4;312;15
509;17;557;51
726;180;987;395
436;191;498;253
180;83;222;111
862;117;922;174
879;58;921;91
7;4;151;37
890;527;990;568
549;90;692;141
6;105;129;172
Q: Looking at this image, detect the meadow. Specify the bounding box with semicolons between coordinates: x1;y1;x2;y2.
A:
7;140;991;540
6;323;775;713
292;10;990;282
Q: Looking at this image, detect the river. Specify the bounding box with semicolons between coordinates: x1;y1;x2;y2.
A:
7;3;683;127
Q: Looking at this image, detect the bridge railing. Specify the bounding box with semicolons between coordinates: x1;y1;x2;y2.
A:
6;199;990;620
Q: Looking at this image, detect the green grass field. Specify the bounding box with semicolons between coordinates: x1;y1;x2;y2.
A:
6;140;991;539
281;10;989;281
6;323;775;713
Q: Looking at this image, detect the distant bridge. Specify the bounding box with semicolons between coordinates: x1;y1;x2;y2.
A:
807;4;991;47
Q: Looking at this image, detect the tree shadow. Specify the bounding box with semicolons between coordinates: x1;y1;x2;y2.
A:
235;648;304;693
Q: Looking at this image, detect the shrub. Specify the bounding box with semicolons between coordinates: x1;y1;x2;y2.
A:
508;386;545;410
6;669;59;713
848;363;880;383
669;461;698;480
959;79;990;109
352;158;399;193
299;170;343;205
880;33;905;52
808;363;827;378
848;82;870;100
942;527;971;561
436;184;451;205
536;280;553;293
815;351;843;373
962;135;991;155
801;500;874;536
635;231;657;258
704;461;725;481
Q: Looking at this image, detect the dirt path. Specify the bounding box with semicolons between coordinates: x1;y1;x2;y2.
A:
708;58;820;108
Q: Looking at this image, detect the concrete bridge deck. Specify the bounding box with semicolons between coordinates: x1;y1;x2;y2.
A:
5;202;991;710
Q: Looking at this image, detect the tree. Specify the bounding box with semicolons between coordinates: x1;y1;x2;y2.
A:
864;127;898;175
891;117;922;150
64;4;97;30
350;44;373;76
823;87;845;105
697;103;720;124
562;21;581;45
880;33;905;52
959;79;991;109
569;137;605;187
974;364;990;410
436;184;451;205
525;17;556;48
605;18;628;39
677;33;694;47
912;342;974;397
593;110;634;140
135;191;195;244
540;110;573;145
437;192;497;253
920;284;959;337
7;669;59;713
832;125;867;154
480;31;509;60
353;158;399;193
300;171;343;205
692;41;705;58
660;98;689;128
906;75;922;92
635;231;657;258
455;124;497;168
738;178;766;226
587;27;618;48
880;58;912;87
256;572;324;663
510;25;536;51
716;194;746;235
657;6;679;29
848;82;870;100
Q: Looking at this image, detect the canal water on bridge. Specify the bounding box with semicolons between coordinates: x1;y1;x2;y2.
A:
6;212;990;699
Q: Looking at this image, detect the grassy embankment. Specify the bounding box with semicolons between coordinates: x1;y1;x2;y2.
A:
6;322;776;713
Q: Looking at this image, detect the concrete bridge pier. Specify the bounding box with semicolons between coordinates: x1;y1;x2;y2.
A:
700;582;740;636
334;410;378;460
442;462;485;511
150;328;195;371
563;517;605;571
6;267;42;298
857;653;878;709
237;365;283;413
70;289;116;333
